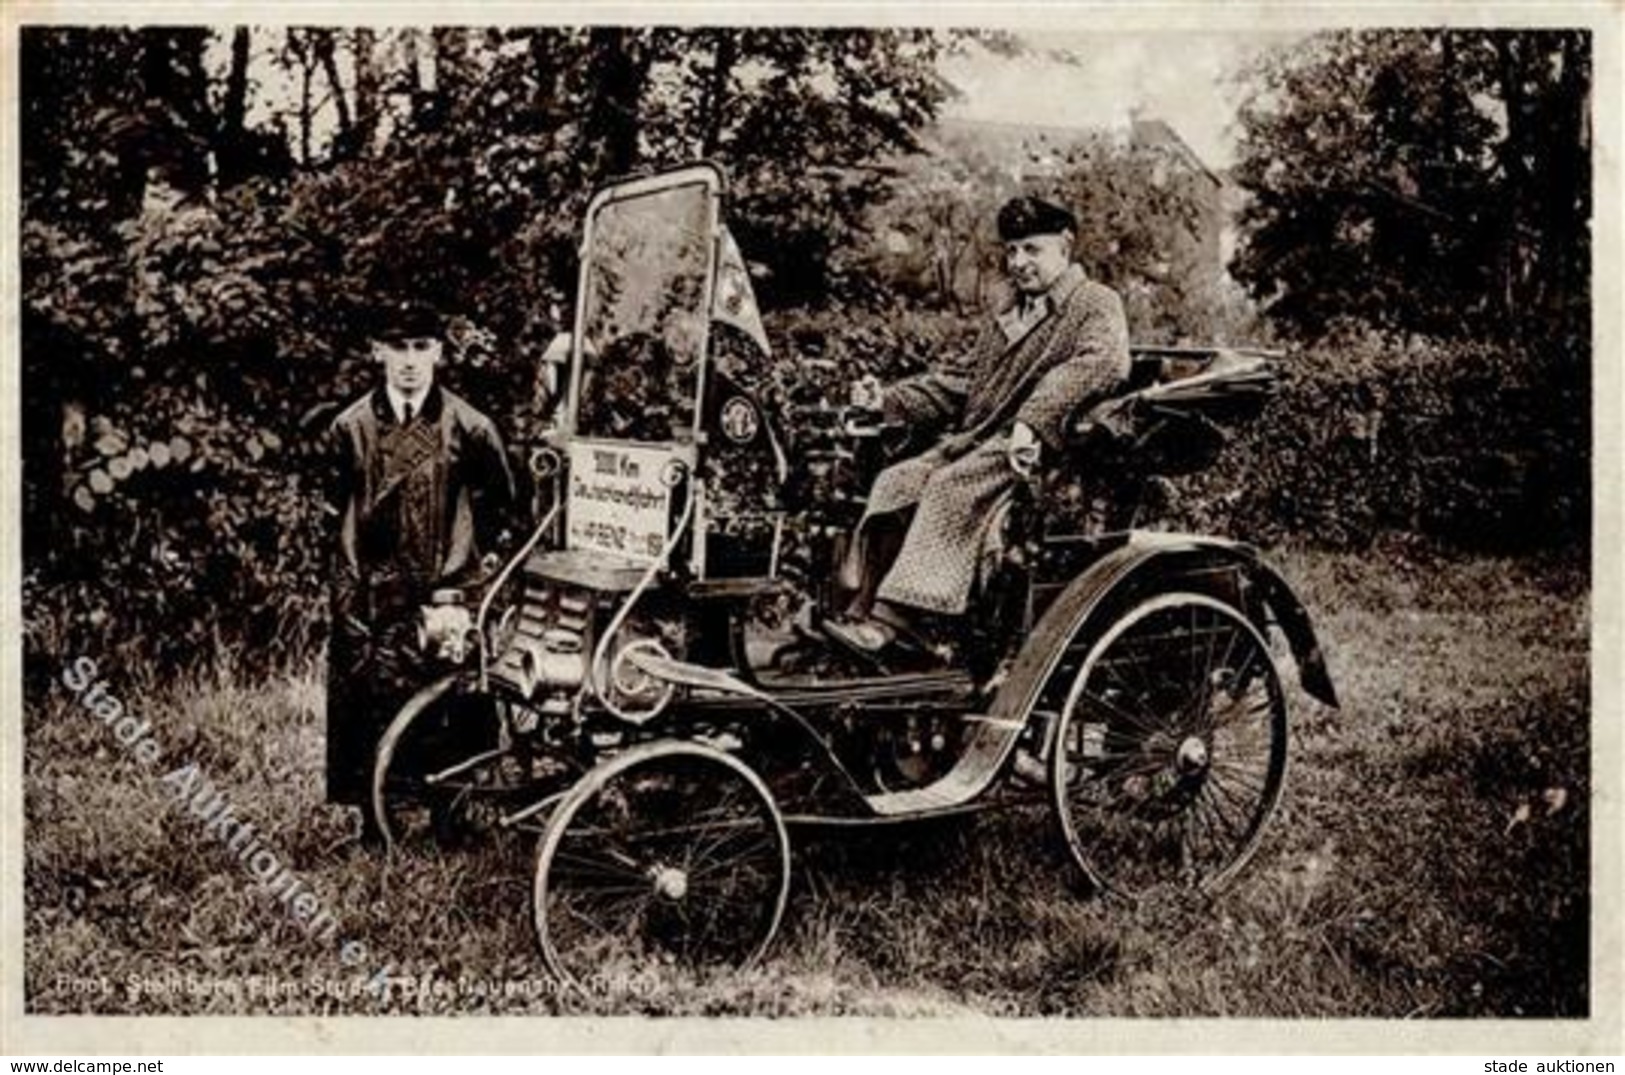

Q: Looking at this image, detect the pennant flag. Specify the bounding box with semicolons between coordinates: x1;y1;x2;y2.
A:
712;228;772;356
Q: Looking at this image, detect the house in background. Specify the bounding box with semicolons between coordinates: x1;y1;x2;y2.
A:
1127;113;1228;271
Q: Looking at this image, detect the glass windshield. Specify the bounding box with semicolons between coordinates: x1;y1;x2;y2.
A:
574;182;713;442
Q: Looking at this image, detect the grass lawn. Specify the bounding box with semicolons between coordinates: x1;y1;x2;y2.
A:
22;541;1590;1016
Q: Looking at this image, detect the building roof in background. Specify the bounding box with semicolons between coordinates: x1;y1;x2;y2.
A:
1129;116;1224;189
926;115;1225;190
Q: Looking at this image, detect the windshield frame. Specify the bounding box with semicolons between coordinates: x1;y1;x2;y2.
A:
564;163;725;447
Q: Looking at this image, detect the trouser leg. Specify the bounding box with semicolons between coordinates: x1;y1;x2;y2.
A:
876;439;1015;616
324;603;416;808
840;511;909;620
325;640;374;807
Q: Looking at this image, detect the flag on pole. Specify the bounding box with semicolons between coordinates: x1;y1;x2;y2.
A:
712;228;772;356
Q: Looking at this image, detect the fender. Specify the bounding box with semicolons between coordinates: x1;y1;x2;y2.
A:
990;531;1338;733
1246;551;1340;708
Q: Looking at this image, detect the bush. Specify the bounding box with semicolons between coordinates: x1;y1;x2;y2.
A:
755;308;1591;559
763;304;980;382
1165;328;1590;553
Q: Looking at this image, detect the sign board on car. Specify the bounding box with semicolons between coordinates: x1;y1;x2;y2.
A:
565;441;674;565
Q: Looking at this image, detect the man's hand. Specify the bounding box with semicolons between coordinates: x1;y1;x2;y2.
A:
849;374;885;412
1007;420;1042;476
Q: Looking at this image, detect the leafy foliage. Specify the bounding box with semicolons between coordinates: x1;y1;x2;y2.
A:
1163;331;1590;553
20;25;975;670
1216;29;1590;553
1230;29;1591;341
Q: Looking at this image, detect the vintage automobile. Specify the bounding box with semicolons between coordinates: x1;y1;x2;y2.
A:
369;162;1340;987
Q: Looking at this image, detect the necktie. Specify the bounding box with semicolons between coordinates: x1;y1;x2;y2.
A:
402;402;414;425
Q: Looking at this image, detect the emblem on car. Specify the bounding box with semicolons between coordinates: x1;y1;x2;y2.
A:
720;396;760;443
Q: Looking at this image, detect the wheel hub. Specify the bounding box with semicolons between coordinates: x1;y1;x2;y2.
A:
1176;735;1210;774
650;864;689;901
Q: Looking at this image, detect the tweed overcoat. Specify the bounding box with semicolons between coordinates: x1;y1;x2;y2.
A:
855;264;1130;615
323;384;515;805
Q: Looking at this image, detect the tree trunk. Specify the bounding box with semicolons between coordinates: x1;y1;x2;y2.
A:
1540;32;1591;328
352;28;380;156
1494;34;1528;328
310;29;353;158
700;30;737;156
317;32;352;134
223;27;249;130
584;28;651;176
294;30;314;166
216;26;251;184
402;29;428;128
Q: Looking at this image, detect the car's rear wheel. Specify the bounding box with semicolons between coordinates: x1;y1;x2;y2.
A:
1050;592;1288;896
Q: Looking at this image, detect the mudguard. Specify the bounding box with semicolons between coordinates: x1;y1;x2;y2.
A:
988;531;1339;733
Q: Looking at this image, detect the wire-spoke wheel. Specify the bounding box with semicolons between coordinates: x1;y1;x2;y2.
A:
533;741;790;989
1050;591;1288;897
371;676;505;852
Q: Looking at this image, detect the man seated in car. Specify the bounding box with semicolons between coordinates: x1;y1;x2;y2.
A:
824;195;1131;659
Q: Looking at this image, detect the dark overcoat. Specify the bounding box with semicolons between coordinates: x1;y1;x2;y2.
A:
323;384;515;805
853;264;1130;615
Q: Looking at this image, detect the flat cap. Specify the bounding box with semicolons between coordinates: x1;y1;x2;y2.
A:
997;195;1078;241
365;297;444;342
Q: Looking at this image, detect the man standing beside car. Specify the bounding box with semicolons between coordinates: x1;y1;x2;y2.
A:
825;195;1131;659
323;297;516;844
